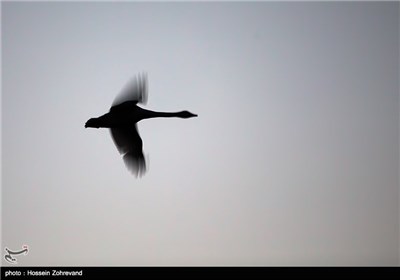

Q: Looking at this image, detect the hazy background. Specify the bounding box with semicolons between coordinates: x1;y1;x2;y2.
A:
2;2;399;266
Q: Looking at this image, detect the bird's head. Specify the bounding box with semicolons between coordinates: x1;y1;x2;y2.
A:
85;118;100;128
178;111;198;119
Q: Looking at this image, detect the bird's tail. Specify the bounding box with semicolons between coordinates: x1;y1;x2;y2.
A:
85;118;101;128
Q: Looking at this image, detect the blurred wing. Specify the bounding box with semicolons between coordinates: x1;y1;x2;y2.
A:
112;73;148;107
110;125;146;177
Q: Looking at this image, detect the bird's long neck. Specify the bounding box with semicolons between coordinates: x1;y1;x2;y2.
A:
140;109;181;119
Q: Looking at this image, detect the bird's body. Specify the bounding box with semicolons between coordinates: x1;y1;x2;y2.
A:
86;101;196;128
86;102;150;128
85;74;197;177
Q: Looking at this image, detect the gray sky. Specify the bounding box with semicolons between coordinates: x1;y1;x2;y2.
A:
2;1;399;266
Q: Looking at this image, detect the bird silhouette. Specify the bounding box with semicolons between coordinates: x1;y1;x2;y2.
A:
85;73;197;177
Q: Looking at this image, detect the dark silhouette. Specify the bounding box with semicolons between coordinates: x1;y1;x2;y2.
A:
85;73;197;177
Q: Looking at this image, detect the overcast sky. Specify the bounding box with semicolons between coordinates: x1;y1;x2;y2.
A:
2;1;399;266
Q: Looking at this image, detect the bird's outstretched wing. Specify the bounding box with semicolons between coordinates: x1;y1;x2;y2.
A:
110;125;146;177
112;73;148;107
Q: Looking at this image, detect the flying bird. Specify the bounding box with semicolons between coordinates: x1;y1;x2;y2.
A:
85;73;197;177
